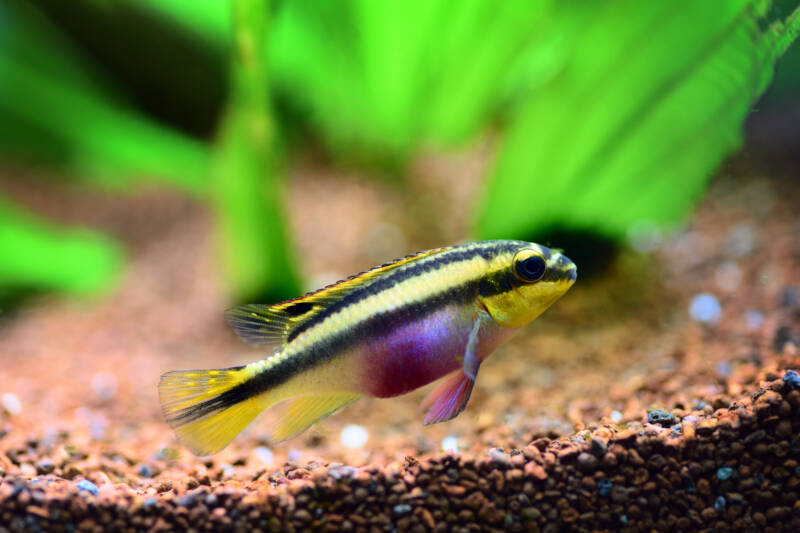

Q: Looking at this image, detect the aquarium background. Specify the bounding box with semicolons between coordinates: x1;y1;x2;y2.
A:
1;0;798;305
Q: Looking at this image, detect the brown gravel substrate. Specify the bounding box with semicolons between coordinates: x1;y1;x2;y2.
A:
1;361;800;532
1;158;799;531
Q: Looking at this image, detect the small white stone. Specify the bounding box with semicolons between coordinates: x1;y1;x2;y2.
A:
255;446;274;465
441;436;459;454
689;293;721;324
91;372;118;400
288;449;302;461
714;261;741;292
744;310;764;331
724;224;756;257
1;393;22;415
340;424;368;448
488;448;510;464
89;414;108;441
610;411;623;422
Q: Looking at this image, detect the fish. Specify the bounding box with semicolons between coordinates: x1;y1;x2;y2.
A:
159;240;577;455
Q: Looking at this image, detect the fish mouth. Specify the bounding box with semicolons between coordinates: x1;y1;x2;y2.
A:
566;265;577;283
551;253;577;284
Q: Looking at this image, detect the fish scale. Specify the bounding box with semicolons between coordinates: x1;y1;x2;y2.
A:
159;240;577;455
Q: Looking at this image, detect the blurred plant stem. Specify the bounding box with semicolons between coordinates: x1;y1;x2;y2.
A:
211;0;300;303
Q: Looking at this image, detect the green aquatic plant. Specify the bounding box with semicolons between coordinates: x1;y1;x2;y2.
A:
477;1;800;241
0;0;797;301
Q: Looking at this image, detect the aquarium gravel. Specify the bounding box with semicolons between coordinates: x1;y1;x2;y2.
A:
1;170;799;531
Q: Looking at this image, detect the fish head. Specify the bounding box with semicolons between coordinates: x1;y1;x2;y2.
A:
480;242;577;328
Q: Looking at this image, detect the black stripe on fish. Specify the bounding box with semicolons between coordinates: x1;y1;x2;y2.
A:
287;241;515;343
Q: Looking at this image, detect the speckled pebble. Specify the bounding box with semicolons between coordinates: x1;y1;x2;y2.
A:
783;369;800;390
647;409;676;426
716;466;734;481
75;480;98;496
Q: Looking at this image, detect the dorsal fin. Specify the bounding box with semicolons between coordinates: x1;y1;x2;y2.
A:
225;246;450;349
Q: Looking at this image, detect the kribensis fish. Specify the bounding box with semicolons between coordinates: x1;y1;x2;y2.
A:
160;240;577;455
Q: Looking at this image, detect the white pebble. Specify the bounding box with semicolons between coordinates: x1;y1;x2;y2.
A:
288;449;302;461
488;448;510;464
89;414;108;441
441;436;459;454
714;261;741;292
724;224;756;257
610;410;623;422
1;393;22;415
340;424;368;448
689;293;721;324
255;446;274;465
91;372;118;400
744;310;764;331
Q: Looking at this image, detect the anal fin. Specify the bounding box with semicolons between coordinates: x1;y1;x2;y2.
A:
268;392;361;443
420;370;476;425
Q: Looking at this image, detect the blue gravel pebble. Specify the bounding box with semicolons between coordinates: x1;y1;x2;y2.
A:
647;409;676;426
782;370;800;390
620;515;628;525
717;467;734;481
75;480;98;496
138;464;152;478
393;504;412;516
689;293;721;323
598;478;613;497
714;496;726;511
143;497;158;509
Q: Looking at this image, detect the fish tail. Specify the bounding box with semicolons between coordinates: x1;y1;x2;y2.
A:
159;365;272;456
159;364;361;455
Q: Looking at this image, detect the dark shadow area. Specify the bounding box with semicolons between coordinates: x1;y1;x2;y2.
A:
525;228;618;279
32;0;228;139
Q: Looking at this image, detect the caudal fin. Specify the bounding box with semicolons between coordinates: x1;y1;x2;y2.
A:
159;366;266;456
159;366;362;455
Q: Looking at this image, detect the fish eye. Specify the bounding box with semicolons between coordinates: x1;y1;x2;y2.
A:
514;252;547;282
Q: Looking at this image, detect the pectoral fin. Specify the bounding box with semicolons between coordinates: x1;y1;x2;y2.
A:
420;368;478;425
421;312;486;425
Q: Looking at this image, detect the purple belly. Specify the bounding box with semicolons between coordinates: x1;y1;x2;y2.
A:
358;305;513;398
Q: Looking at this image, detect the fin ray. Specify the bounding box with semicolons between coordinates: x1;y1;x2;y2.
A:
268;392;361;443
420;370;476;425
227;246;451;347
225;304;294;350
159;367;264;455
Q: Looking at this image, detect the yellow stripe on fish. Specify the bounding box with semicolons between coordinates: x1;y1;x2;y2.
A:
159;240;577;455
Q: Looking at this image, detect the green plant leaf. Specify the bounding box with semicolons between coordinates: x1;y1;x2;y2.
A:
477;0;800;240
0;198;122;295
0;1;209;193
